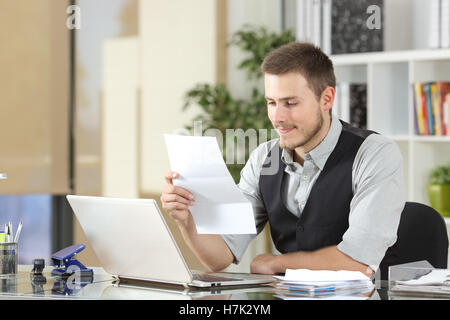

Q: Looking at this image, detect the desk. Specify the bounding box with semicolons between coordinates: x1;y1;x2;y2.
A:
0;265;399;300
4;265;450;300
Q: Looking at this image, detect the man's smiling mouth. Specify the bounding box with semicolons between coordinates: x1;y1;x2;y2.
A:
277;127;296;135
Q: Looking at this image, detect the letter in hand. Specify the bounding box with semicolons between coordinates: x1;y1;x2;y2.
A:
160;171;195;224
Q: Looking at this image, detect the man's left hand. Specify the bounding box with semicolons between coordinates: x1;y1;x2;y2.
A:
250;253;282;275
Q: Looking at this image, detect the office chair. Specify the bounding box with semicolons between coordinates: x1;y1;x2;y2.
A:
379;202;449;280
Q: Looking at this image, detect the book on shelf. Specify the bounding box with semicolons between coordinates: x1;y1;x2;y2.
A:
413;0;441;49
442;0;450;48
423;83;435;135
412;0;450;49
445;92;450;135
296;0;321;48
334;82;367;129
296;0;384;54
412;82;450;136
296;0;450;51
349;84;367;130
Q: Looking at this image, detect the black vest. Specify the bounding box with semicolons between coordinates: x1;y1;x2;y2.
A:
259;121;396;278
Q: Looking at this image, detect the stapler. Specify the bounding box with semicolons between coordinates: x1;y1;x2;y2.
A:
51;244;94;281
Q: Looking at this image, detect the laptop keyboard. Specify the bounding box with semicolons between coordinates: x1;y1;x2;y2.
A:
193;273;243;283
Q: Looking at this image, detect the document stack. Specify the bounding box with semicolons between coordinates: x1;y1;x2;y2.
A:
389;266;450;299
273;269;375;300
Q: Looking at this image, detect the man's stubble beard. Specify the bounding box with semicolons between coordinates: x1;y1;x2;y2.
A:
279;109;324;151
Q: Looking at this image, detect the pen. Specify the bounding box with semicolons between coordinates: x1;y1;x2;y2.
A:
8;221;13;242
14;221;22;243
0;229;4;273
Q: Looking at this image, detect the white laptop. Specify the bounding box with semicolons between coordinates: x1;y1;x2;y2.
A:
66;195;275;288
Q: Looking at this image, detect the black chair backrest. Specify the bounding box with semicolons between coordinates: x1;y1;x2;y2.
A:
380;202;449;280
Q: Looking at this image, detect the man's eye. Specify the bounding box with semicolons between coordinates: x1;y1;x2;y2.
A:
287;102;298;106
267;101;275;105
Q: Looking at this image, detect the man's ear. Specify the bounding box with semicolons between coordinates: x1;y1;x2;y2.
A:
320;87;335;113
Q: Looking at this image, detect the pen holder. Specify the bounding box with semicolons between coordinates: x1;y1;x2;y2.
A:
0;242;18;277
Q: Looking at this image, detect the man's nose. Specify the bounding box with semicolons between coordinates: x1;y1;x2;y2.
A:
272;104;288;123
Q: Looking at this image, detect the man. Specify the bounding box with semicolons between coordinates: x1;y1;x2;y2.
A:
161;42;406;278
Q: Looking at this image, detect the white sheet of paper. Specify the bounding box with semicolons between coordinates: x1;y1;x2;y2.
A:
164;134;256;234
274;294;370;300
275;269;370;282
396;269;450;286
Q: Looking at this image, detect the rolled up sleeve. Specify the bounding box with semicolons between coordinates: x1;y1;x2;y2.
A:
337;135;406;272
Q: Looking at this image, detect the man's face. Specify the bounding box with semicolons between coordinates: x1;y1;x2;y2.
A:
265;72;325;150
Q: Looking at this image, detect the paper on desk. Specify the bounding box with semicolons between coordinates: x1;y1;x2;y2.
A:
396;269;450;286
273;269;374;300
275;295;370;300
275;269;371;283
164;134;256;234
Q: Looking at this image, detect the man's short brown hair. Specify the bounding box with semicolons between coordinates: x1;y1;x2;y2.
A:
261;42;336;102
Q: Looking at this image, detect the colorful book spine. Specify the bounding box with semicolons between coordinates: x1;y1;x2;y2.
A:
438;82;450;136
423;83;435;135
413;83;421;134
421;87;429;135
412;84;419;135
431;83;441;135
445;93;450;136
413;82;450;136
414;83;426;135
436;82;444;136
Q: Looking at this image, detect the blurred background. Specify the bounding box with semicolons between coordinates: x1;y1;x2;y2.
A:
0;0;449;272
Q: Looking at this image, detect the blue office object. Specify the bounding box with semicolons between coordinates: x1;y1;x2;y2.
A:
51;244;93;279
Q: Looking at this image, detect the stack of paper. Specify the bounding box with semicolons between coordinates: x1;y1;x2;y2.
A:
273;269;375;300
390;269;450;298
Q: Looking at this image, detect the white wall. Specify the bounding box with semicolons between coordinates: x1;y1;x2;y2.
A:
139;0;217;194
101;37;139;198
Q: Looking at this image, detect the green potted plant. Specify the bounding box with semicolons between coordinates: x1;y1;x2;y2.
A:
183;25;296;183
428;164;450;217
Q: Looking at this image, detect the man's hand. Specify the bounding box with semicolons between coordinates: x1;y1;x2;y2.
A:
250;253;282;275
160;171;195;226
251;246;374;277
160;171;234;272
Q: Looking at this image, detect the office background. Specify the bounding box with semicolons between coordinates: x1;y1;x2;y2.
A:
0;0;449;272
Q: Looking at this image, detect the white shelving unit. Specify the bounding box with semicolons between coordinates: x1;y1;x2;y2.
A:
331;48;450;205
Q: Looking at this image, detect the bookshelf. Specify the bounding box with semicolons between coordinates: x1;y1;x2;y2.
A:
331;48;450;206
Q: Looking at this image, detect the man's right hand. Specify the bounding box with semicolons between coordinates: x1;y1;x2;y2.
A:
160;171;234;272
160;171;195;225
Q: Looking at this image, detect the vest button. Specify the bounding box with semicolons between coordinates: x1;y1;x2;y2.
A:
299;225;304;232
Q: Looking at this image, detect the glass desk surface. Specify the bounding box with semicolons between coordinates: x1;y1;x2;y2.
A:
0;265;404;300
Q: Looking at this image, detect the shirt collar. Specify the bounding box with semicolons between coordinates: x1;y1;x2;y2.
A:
280;114;342;171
